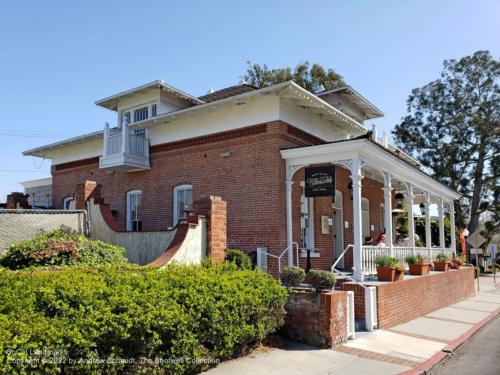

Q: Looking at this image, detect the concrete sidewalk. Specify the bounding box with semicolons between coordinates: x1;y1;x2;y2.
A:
205;275;499;375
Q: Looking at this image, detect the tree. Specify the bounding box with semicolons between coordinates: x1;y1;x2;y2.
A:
393;51;499;242
244;61;345;93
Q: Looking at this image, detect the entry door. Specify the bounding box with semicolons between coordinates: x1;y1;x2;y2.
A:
333;190;344;268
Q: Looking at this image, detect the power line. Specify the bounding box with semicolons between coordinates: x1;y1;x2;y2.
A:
0;169;49;173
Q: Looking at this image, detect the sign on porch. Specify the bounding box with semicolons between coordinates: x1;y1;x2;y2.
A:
305;166;335;198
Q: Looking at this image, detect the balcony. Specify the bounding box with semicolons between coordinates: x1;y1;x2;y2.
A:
99;124;150;171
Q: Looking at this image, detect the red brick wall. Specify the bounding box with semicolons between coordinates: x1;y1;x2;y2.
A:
284;291;348;348
376;267;475;328
51;120;386;274
193;195;227;262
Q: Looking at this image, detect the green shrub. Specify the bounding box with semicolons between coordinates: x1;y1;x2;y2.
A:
305;269;336;292
435;252;450;262
280;266;306;288
224;249;252;270
0;228;128;270
374;255;400;267
404;254;418;264
0;264;287;374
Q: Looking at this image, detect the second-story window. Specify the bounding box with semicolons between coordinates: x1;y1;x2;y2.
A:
134;106;149;122
151;104;157;117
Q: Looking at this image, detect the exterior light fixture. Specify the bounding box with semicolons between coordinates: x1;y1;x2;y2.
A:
419;203;426;216
395;192;405;208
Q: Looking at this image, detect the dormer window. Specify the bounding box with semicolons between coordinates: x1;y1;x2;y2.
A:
134;106;149;122
120;102;158;127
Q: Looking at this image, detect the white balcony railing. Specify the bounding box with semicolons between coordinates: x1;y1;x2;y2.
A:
107;134;122;156
100;124;150;170
128;134;148;157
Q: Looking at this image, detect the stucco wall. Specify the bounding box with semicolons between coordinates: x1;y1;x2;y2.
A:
165;218;207;266
87;199;176;264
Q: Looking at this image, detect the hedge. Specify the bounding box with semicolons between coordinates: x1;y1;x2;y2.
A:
0;264;287;374
0;228;128;270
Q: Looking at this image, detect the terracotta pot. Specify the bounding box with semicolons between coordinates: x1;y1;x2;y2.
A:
433;261;449;272
409;263;430;275
377;267;400;282
450;260;462;270
394;269;405;281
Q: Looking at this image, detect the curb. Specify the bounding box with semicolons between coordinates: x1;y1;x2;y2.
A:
398;306;500;375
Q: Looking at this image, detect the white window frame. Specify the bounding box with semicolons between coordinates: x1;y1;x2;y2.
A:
173;184;193;226
126;190;143;232
120;101;158;125
63;196;74;210
300;192;315;250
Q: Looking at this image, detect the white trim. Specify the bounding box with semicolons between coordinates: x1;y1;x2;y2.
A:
300;193;315;250
281;138;461;201
126;190;142;231
20;177;52;189
95;80;203;109
173;184;193;226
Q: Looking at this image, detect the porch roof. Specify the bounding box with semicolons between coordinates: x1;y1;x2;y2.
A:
280;136;461;202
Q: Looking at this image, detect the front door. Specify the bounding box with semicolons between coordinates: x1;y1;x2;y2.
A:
333;190;344;268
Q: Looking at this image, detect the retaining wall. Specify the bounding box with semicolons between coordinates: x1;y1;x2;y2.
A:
284;291;348;348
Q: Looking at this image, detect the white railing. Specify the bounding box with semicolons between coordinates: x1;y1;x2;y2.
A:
361;246;389;275
107;134;122;155
128;134;148;157
257;242;299;278
361;246;456;275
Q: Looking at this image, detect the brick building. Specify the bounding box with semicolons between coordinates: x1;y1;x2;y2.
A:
23;80;460;279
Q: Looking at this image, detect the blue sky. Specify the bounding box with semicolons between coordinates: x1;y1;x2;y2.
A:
0;0;499;201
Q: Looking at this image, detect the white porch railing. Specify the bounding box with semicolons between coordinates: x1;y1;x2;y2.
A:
361;246;455;276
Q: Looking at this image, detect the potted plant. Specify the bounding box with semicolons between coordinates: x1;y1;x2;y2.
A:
405;254;430;275
434;253;450;271
375;255;405;282
450;254;464;270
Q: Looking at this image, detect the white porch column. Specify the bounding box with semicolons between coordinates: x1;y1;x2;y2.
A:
424;192;432;259
405;182;415;254
382;172;393;257
449;201;456;253
285;178;294;266
351;157;364;281
438;198;445;250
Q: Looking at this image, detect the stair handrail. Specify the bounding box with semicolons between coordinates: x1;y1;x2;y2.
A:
331;244;367;289
257;242;299;278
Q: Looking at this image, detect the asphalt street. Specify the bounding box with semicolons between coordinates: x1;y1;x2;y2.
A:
429;314;500;375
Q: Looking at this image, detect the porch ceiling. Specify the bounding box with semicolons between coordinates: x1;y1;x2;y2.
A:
280;138;461;202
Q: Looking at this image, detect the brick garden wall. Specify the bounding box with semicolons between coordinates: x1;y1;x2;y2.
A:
284;291;348;348
376;267;475;328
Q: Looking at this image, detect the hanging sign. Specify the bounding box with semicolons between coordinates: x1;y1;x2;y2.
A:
305;166;335;198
